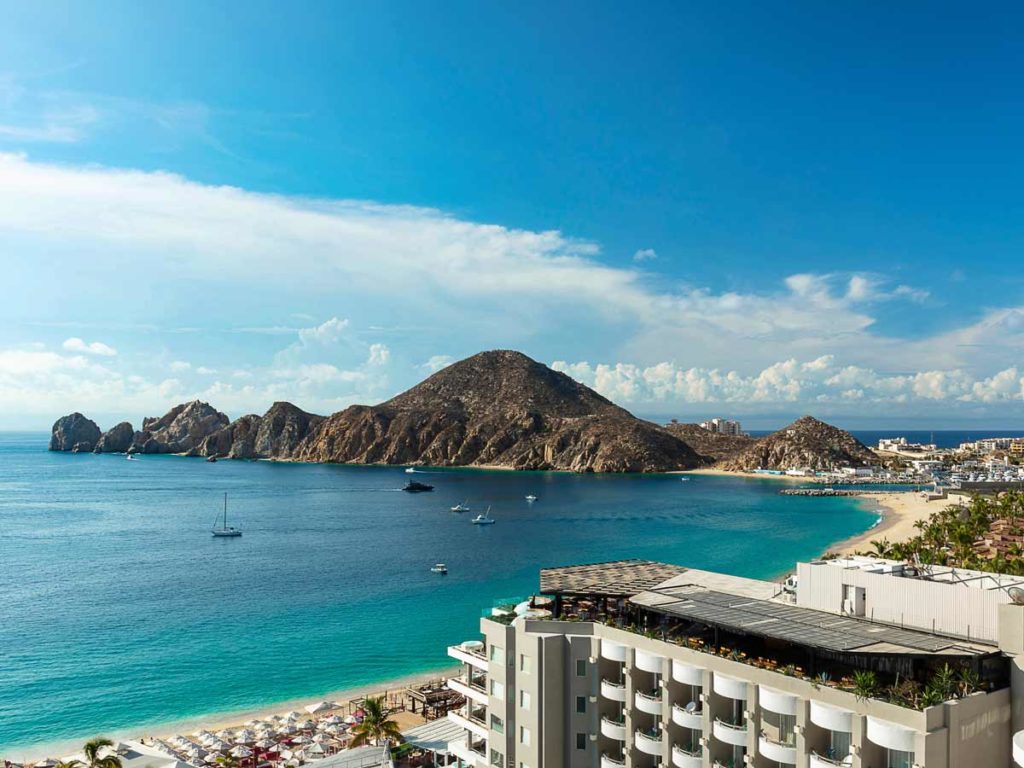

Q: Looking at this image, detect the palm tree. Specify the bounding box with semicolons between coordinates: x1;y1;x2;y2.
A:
81;738;122;768
347;696;403;748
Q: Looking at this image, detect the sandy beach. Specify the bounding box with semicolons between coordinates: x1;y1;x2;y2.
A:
828;490;969;557
681;467;807;482
6;666;460;763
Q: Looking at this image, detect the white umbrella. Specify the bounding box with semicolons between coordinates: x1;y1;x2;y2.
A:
216;730;235;740
229;746;252;759
34;759;58;767
235;729;257;743
283;711;303;722
311;733;331;744
245;719;264;727
297;720;315;731
303;743;325;758
291;735;312;745
343;715;357;725
304;701;335;715
278;724;297;735
254;739;276;750
321;715;342;725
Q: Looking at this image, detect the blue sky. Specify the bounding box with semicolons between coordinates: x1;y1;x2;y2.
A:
1;1;1023;429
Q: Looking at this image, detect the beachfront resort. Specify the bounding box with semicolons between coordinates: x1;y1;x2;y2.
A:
444;555;1024;768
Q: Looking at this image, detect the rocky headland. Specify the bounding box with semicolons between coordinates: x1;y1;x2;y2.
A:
48;351;872;475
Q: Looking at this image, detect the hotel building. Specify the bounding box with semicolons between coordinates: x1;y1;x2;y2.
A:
445;557;1024;768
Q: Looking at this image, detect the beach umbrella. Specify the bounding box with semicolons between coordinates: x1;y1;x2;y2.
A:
342;715;357;725
235;729;257;743
302;743;325;758
34;759;59;767
321;715;342;725
245;719;265;727
278;724;297;735
304;701;335;715
311;733;330;744
291;735;312;745
253;739;276;750
283;711;303;722
229;746;253;759
297;719;315;731
216;730;235;740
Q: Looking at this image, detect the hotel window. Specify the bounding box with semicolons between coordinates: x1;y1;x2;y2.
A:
575;732;587;750
520;725;531;746
490;645;504;663
490;749;505;768
490;679;505;699
491;714;504;734
886;750;913;768
519;653;531;673
520;689;531;710
575;658;587;677
575;695;586;714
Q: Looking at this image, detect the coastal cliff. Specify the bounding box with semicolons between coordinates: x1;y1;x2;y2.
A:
716;415;875;471
48;351;702;472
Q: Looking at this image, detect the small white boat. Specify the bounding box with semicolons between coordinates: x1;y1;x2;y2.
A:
679;476;690;482
525;494;538;502
126;454;138;461
451;501;471;513
404;467;417;474
430;563;448;575
211;492;242;537
471;508;496;525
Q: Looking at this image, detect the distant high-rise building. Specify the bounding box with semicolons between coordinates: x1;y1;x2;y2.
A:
699;417;743;436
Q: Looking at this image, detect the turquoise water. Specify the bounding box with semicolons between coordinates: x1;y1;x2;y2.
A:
0;432;875;754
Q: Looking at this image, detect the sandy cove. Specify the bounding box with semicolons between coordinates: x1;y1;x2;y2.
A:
827;491;970;557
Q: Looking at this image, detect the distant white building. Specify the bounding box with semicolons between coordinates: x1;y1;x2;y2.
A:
699;418;744;436
878;437;938;454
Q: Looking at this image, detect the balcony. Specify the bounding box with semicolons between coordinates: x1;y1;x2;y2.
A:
447;676;488;706
447;738;488;768
448;709;488;741
671;703;702;730
601;716;626;741
671;744;702;768
634;729;663;756
758;686;798;716
671;659;703;686
810;752;853;768
447;642;488;671
601;754;625;768
601;639;628;662
634;689;663;715
635;649;666;674
865;716;916;753
601;678;627;703
809;701;853;733
712;718;748;748
1015;730;1024;768
759;733;797;764
712;673;747;701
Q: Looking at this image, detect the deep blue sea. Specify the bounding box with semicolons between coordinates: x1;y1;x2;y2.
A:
0;432;876;756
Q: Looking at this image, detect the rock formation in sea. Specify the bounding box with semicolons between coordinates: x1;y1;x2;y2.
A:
129;400;230;454
716;415;875;471
93;421;135;453
292;350;702;472
663;422;756;464
49;412;102;452
193;401;324;459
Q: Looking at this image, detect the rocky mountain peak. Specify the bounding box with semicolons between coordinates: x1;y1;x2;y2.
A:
717;414;875;471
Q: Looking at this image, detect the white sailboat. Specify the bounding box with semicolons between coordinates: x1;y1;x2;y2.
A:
451;501;471;513
211;492;242;537
471;507;496;525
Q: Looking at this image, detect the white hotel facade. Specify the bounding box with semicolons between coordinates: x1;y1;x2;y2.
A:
444;557;1024;768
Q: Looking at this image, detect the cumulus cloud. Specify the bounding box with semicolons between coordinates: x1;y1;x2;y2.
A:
552;357;1024;409
297;317;349;345
62;337;117;356
422;355;454;373
633;248;657;262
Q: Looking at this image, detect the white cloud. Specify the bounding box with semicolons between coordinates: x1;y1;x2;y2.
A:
422;355;454;373
633;248;657;262
170;360;191;372
297;317;349;345
196;366;217;375
367;343;390;366
62;337;117;356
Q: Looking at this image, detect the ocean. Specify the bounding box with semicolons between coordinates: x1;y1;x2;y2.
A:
0;432;876;755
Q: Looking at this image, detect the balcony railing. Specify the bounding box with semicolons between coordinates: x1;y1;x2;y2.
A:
810;752;853;767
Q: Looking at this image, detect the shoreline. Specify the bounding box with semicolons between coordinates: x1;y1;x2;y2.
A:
3;666;460;762
826;490;969;557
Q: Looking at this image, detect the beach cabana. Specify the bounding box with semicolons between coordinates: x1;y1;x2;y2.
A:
399;718;465;767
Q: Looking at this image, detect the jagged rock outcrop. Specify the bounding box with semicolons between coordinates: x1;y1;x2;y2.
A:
129;400;230;454
49;413;101;452
293;350;702;472
663;422;755;464
93;421;135;453
192;402;324;459
716;415;875;471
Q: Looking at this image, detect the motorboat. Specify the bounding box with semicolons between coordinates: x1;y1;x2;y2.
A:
403;481;434;493
525;494;538;502
679;476;690;482
405;467;417;474
430;563;448;575
450;501;471;512
471;508;496;525
211;493;242;537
